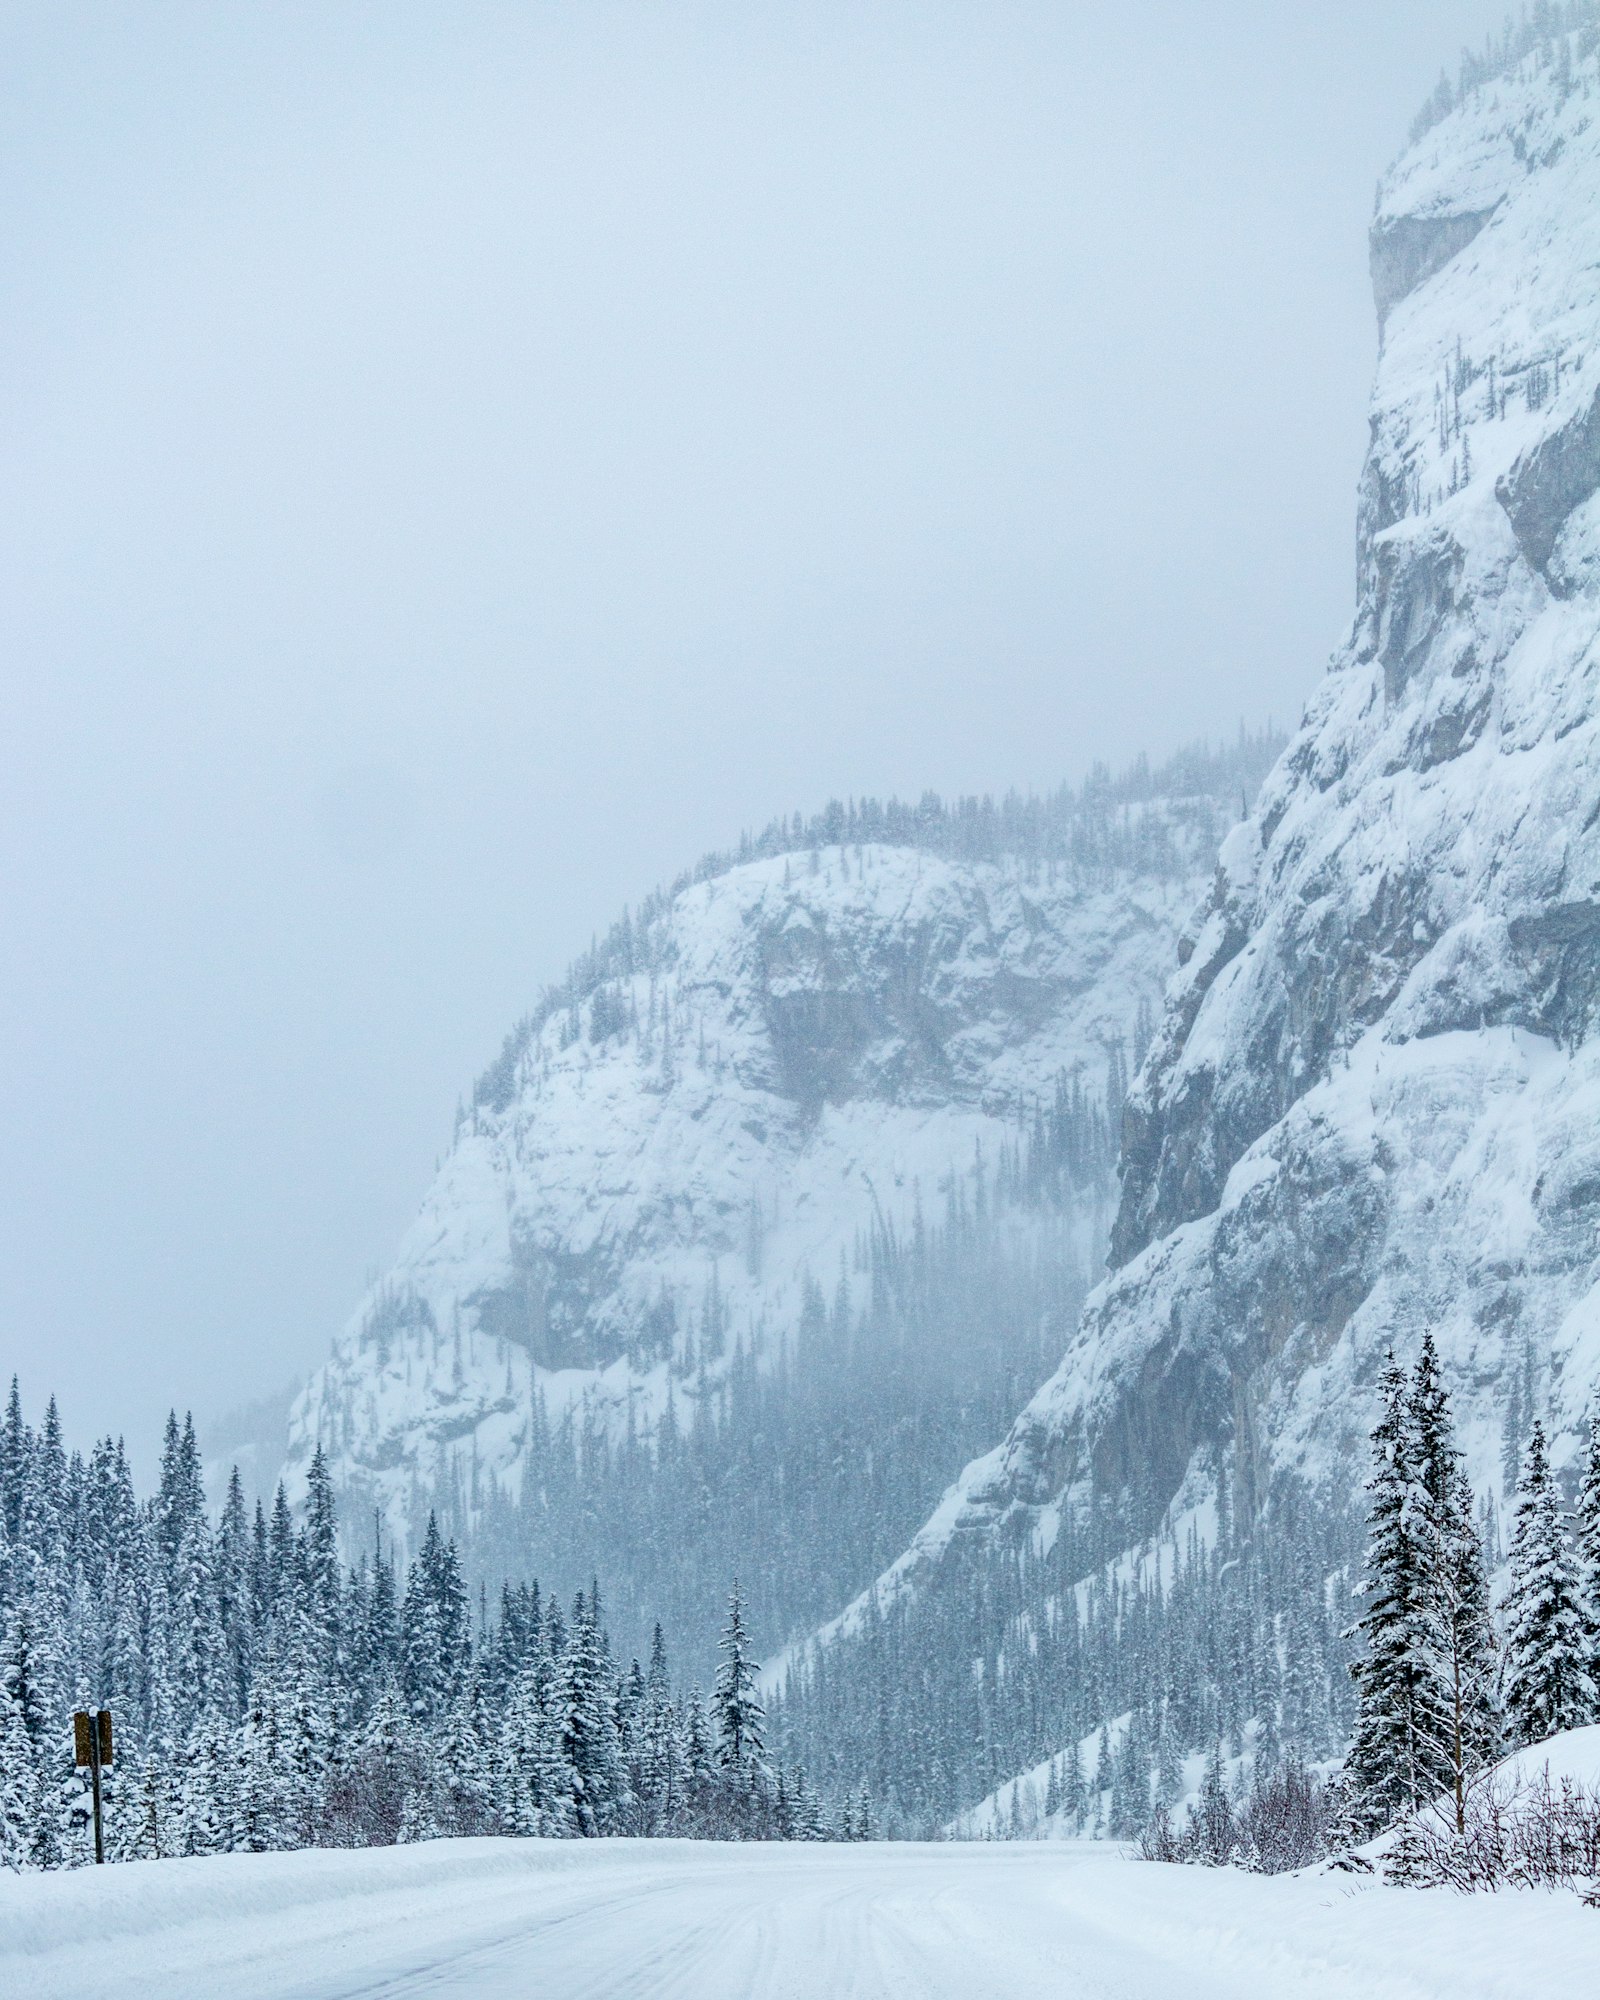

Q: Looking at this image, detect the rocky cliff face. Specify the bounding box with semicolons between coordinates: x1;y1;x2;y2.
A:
283;765;1270;1557
819;36;1600;1648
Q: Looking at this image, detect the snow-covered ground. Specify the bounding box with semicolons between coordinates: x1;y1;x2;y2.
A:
1;1838;1593;2000
1493;1721;1600;1791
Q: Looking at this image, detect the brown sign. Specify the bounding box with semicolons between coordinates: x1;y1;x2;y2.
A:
72;1709;113;1767
73;1707;113;1863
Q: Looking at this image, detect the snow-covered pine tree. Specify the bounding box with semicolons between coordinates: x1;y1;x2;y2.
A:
1278;1592;1322;1758
397;1760;446;1843
552;1592;622;1835
355;1680;418;1846
681;1682;716;1803
0;1380;29;1546
1576;1407;1600;1688
1155;1714;1183;1808
1500;1420;1597;1744
712;1580;765;1777
1345;1352;1441;1831
144;1561;180;1757
27;1399;68;1573
301;1445;343;1670
275;1612;336;1847
437;1673;497;1835
1426;1461;1499;1829
1407;1332;1498;1829
402;1516;471;1728
127;1752;179;1862
170;1518;229;1738
0;1621;38;1871
266;1483;298;1621
1091;1723;1112;1830
177;1714;233;1857
499;1667;563;1837
1108;1713;1149;1837
153;1412;205;1576
249;1497;272;1627
216;1469;256;1717
360;1542;402;1709
232;1647;288;1853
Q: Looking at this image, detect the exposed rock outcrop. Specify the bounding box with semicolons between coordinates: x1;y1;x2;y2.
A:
817;37;1600;1662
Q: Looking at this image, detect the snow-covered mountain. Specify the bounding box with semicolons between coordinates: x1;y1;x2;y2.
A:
791;27;1600;1778
280;757;1277;1654
294;839;1151;1499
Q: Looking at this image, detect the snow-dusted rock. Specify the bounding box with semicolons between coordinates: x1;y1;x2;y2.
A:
826;38;1600;1634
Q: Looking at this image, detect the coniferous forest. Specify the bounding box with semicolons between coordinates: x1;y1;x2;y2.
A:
769;1334;1600;1847
14;1348;1597;1873
1134;1341;1600;1882
449;1090;1121;1695
1339;1344;1600;1862
0;1387;858;1871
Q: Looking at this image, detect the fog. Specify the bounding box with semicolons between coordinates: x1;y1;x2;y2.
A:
0;2;1516;1460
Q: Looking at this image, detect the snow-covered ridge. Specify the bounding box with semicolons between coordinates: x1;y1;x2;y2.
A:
814;36;1600;1644
286;758;1268;1534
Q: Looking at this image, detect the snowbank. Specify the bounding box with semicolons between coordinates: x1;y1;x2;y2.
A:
1491;1723;1600;1793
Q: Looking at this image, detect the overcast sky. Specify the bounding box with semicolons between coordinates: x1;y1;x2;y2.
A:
1;1;1517;1463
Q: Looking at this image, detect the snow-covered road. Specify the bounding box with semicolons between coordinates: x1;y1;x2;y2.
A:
1;1838;1593;1999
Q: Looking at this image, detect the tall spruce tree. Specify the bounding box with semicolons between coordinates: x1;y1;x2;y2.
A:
217;1469;255;1717
402;1516;471;1727
0;1612;42;1871
1575;1407;1600;1688
1407;1333;1498;1829
1345;1353;1442;1830
712;1580;765;1777
301;1446;343;1666
1426;1461;1499;1828
552;1592;622;1835
0;1380;28;1545
1500;1421;1596;1744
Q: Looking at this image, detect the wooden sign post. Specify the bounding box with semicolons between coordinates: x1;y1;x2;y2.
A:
72;1708;113;1864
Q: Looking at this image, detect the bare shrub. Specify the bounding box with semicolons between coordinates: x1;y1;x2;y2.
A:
1140;1758;1333;1874
1385;1762;1600;1894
